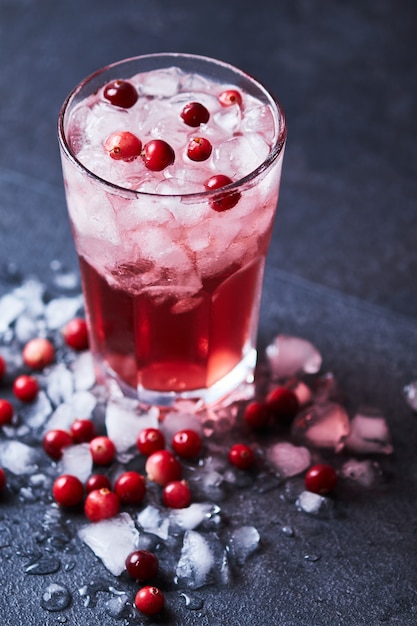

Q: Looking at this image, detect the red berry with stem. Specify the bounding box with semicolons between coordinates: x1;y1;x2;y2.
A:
84;488;120;522
218;89;243;107
136;427;165;456
70;419;97;443
265;387;299;424
89;436;116;465
62;318;89;351
204;174;241;212
142;139;175;171
103;79;138;109
114;471;146;505
135;586;165;616
53;474;84;507
0;468;6;492
85;473;111;494
125;550;159;581
0;354;6;378
145;449;182;486
180;101;210;127
104;131;142;161
13;375;39;402
0;399;14;426
243;401;270;429
305;464;338;495
172;429;202;459
162;479;191;509
22;338;55;370
228;443;255;470
187;136;212;162
43;429;74;461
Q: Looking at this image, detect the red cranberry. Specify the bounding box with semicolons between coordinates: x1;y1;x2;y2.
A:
180;101;210;127
84;488;120;522
243;401;270;429
0;399;14;426
62;318;89;351
142;139;175;171
265;387;299;424
70;419;97;443
104;131;142;161
0;354;5;378
125;550;159;581
145;449;182;486
53;474;84;507
218;89;243;107
171;429;202;459
43;429;74;461
22;338;55;370
13;375;39;402
228;443;255;470
162;480;191;509
85;473;111;494
305;464;338;495
0;468;6;492
136;428;165;456
204;174;241;212
103;79;138;108
134;586;165;616
89;436;116;465
114;471;146;505
187;136;212;161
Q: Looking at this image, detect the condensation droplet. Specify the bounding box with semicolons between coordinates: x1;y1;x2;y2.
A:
40;583;72;611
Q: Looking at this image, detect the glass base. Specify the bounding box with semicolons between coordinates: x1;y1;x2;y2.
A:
94;348;257;408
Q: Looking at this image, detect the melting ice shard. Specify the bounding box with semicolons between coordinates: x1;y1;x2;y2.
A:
266;335;322;380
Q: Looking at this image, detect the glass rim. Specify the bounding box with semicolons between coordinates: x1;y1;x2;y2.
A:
57;52;287;201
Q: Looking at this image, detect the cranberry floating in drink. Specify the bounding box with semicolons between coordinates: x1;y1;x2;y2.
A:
58;54;286;406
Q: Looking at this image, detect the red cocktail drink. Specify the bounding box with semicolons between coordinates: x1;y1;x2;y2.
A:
58;54;286;405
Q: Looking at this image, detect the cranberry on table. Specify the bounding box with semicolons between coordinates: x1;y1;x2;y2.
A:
43;429;74;461
114;471;146;505
141;139;175;171
305;464;338;495
180;101;210;127
53;474;84;507
243;401;270;429
0;399;14;426
62;318;89;351
218;89;243;107
84;488;120;522
104;131;142;161
171;429;202;459
0;468;6;492
89;436;116;465
162;479;191;509
85;473;111;494
265;386;299;423
103;79;138;109
187;136;212;161
13;374;39;402
136;427;165;456
228;443;255;470
134;586;165;616
125;549;159;581
145;449;182;486
204;174;241;212
22;337;55;370
70;418;97;443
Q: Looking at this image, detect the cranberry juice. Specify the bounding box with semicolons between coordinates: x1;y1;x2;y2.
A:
59;54;286;403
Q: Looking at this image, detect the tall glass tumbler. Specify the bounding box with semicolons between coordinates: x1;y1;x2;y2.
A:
58;53;286;406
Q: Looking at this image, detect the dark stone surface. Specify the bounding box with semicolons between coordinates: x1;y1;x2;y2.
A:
0;1;417;624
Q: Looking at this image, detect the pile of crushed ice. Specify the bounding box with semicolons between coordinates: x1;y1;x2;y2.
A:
0;265;406;619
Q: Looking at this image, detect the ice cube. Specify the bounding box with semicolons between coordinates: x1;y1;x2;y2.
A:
291;402;350;452
71;391;97;419
46;363;74;406
176;530;226;590
226;526;260;565
0;440;39;474
266;442;312;478
296;490;333;517
0;293;26;333
78;512;140;576
45;295;84;330
340;458;383;488
20;391;53;429
213;134;268;178
58;443;93;483
213;105;241;134
266;335;322;380
344;409;393;455
45;403;74;433
139;67;181;97
170;503;220;531
71;352;96;391
137;505;169;540
14;278;46;317
105;399;159;453
14;313;39;343
160;411;203;443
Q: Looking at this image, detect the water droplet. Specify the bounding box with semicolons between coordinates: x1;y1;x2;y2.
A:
180;592;204;610
304;553;321;562
40;583;71;611
25;554;61;575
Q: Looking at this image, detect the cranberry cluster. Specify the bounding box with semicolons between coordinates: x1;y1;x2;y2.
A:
101;79;242;211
